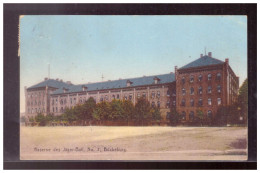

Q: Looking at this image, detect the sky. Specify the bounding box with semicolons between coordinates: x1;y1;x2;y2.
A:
20;15;247;113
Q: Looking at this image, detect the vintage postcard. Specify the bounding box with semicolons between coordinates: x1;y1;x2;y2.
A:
19;15;248;160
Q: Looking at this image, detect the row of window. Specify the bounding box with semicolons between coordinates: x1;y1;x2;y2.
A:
182;85;221;95
27;108;45;114
27;101;45;106
28;92;45;98
181;98;221;107
181;73;221;84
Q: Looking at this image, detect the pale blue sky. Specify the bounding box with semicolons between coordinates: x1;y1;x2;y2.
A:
20;15;247;112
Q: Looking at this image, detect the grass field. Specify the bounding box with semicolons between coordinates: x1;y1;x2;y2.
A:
20;126;247;160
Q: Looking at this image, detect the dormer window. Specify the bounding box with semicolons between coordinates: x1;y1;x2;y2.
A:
82;85;88;91
63;87;69;93
153;77;161;84
126;80;133;87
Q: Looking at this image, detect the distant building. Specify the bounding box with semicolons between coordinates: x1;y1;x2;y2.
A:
24;52;239;123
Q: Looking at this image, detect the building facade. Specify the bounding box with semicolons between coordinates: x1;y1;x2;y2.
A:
24;52;239;122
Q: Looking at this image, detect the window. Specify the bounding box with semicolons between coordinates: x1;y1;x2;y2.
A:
173;100;176;106
79;98;82;103
182;88;186;95
39;101;41;105
151;91;155;98
137;93;140;99
142;92;146;98
35;101;37;105
100;97;104;102
28;108;30;113
53;107;54;112
198;75;203;81
198;98;203;106
217;98;222;105
64;98;66;104
56;99;58;104
166;112;170;120
166;100;170;108
198;86;203;94
52;99;54;105
152;101;155;108
117;94;120;99
61;99;64;105
182;77;185;84
167;90;170;96
157;101;160;108
157;91;160;98
181;99;186;106
208;98;212;105
208;86;212;94
190;87;194;95
61;107;64;113
217;85;221;93
207;110;213;118
74;98;76;103
105;95;108;101
190;75;194;83
181;111;186;120
208;74;212;81
112;95;115;99
217;73;221;80
189;111;194;121
56;107;58;112
124;95;127;100
129;94;132;100
70;98;72;104
190;99;194;107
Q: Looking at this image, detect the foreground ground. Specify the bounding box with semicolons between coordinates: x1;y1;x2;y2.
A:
20;126;247;160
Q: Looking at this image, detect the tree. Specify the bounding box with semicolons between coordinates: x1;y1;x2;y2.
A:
63;107;77;124
109;99;124;121
168;108;181;125
93;101;111;122
135;98;151;125
150;106;161;122
238;78;248;124
77;97;96;125
122;100;135;122
195;109;204;126
35;113;47;126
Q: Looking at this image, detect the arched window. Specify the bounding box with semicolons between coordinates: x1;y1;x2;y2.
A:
198;98;203;106
190;99;194;107
217;85;221;93
208;86;212;94
190;87;194;95
217;98;222;105
207;110;213;118
182;88;186;95
198;86;203;94
151;91;155;98
190;75;194;83
189;111;194;121
181;111;186;120
208;98;212;105
208;74;212;81
217;73;221;80
152;101;155;108
198;74;203;81
182;77;185;84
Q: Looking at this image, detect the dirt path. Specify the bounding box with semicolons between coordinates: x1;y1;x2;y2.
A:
20;126;247;160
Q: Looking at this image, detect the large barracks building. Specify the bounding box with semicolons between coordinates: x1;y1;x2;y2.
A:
25;52;239;122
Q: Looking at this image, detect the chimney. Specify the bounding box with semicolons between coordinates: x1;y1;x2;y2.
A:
60;79;63;82
208;52;212;57
225;58;229;65
56;78;59;81
200;54;203;58
174;66;178;81
44;77;48;81
66;81;72;85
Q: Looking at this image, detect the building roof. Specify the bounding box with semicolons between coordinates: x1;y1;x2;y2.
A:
52;73;175;95
179;55;224;70
27;79;72;90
